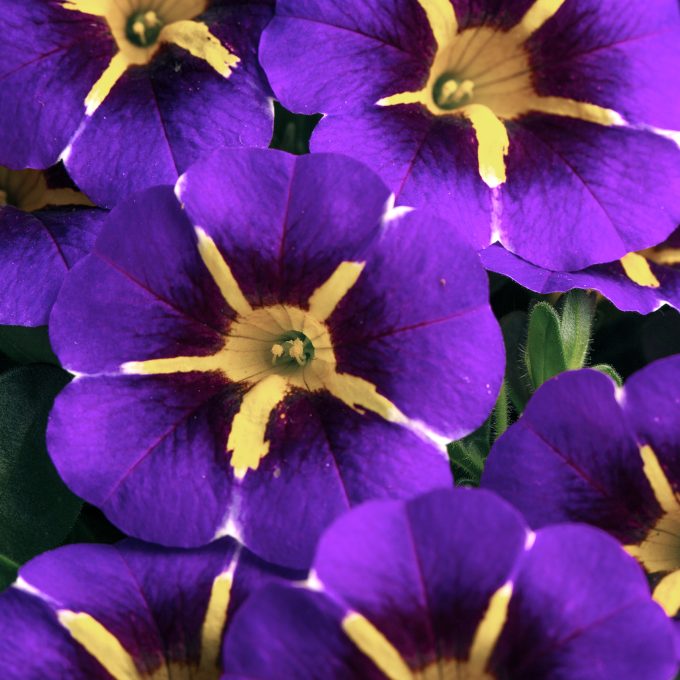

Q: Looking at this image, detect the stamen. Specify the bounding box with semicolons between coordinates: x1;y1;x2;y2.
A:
286;338;307;366
271;343;284;364
433;73;475;110
125;9;164;48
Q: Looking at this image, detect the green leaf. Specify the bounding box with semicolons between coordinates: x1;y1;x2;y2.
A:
559;290;597;370
492;382;510;438
524;302;566;391
64;505;125;545
0;365;81;587
499;311;531;413
592;363;623;387
448;420;491;487
269;101;322;155
0;325;59;366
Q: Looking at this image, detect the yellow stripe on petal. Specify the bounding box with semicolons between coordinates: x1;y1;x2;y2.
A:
620;253;661;289
85;51;129;116
228;374;289;479
161;21;240;78
460;104;509;189
58;610;143;680
467;582;513;674
522;96;625;126
377;90;427;108
514;0;567;38
199;568;235;674
62;0;110;16
640;445;679;516
342;613;412;680
653;570;680;617
122;351;227;376
308;261;366;322
641;247;680;267
196;227;253;317
416;0;459;48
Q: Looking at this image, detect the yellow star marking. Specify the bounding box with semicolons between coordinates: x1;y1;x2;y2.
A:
63;0;238;116
58;610;143;680
342;613;412;680
625;445;680;574
620;252;661;289
308;261;366;321
652;569;680;617
0;166;92;212
158;21;240;78
122;233;445;478
199;562;236;674
377;0;626;188
341;582;512;679
196;227;253;317
228;374;290;478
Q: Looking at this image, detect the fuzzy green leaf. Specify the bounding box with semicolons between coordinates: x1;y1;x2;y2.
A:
525;302;566;390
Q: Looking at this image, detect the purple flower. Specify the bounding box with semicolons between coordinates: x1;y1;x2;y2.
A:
0;0;274;207
483;355;680;619
481;228;680;314
47;149;503;567
0;537;296;679
0;165;105;326
260;0;680;270
222;488;677;679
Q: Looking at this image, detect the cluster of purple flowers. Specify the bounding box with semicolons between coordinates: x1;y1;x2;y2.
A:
0;1;679;677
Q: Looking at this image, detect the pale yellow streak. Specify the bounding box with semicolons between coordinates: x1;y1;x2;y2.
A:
459;104;509;188
85;51;129;116
620;253;661;289
42;188;94;209
467;582;513;674
342;613;412;680
377;90;426;107
228;374;289;478
58;610;144;680
625;445;680;573
640;445;680;515
514;0;567;38
199;571;234;674
196;227;253;317
62;0;109;16
122;352;227;376
308;262;366;322
521;96;625;126
416;0;458;48
642;247;680;267
652;569;680;617
160;21;240;78
324;371;407;425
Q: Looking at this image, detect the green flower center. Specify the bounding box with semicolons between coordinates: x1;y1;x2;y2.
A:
271;331;315;369
125;10;164;47
432;72;475;110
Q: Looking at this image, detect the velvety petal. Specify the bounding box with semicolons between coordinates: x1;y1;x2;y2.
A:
312;489;528;665
0;0;113;167
234;393;451;569
622;355;680;486
313;108;493;251
50;186;227;375
47;374;238;548
222;584;385;679
329;210;504;438
482;369;661;544
528;0;680;129
502;116;680;270
259;0;431;114
480;244;665;314
0;588;109;680
178;149;393;307
66;3;275;208
494;525;676;680
0;537;295;679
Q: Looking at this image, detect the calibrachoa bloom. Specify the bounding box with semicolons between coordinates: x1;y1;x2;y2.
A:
0;165;105;326
222;488;677;679
482;356;680;619
0;537;297;679
481;229;680;314
260;0;680;270
47;149;503;566
0;0;274;207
